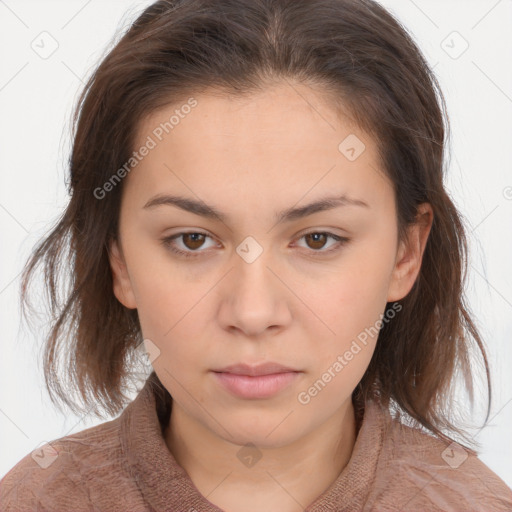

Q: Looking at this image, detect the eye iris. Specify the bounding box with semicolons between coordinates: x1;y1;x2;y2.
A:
183;233;205;250
305;233;327;250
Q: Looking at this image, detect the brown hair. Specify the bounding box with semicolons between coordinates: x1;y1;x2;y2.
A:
20;0;490;446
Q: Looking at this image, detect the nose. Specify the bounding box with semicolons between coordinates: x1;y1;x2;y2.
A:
216;245;292;338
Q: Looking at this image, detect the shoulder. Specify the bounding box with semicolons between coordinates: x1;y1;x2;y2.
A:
0;416;127;512
368;408;512;511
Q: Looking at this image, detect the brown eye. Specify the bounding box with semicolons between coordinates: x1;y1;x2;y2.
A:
181;233;207;250
296;231;349;255
304;233;329;250
162;230;349;260
161;231;216;258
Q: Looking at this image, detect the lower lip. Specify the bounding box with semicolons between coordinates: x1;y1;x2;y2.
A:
212;371;300;399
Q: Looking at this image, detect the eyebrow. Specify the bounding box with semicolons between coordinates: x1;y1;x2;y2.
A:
143;193;369;224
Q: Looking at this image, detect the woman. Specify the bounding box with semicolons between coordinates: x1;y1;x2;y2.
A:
1;0;511;510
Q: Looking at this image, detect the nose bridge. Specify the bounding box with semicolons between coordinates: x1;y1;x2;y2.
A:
217;235;290;335
233;236;276;302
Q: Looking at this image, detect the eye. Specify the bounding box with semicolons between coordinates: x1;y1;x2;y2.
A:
295;231;349;254
161;231;217;258
161;230;350;259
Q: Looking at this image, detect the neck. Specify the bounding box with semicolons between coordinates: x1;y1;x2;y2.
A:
164;399;357;512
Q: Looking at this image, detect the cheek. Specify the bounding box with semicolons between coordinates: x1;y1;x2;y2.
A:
137;296;208;396
121;233;194;329
298;249;394;381
125;258;210;373
307;253;393;331
121;231;234;370
136;281;203;349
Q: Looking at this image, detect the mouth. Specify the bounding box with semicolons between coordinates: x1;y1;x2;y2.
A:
211;362;302;399
212;362;300;377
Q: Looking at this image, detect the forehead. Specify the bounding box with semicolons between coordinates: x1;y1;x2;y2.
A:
128;83;391;212
137;82;364;153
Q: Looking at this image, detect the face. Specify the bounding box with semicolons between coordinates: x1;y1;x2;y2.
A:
109;81;432;448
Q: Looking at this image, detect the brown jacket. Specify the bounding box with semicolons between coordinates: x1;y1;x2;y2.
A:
1;372;511;511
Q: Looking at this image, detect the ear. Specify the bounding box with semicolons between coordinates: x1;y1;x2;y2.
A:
108;237;137;309
387;203;433;302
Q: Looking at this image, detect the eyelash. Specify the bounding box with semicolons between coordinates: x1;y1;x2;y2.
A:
161;231;350;259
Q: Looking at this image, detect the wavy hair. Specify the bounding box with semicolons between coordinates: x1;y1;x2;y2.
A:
20;0;490;447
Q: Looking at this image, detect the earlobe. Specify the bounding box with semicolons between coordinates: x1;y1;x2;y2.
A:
108;238;137;309
386;203;433;302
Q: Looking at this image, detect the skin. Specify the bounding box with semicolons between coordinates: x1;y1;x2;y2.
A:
108;81;433;512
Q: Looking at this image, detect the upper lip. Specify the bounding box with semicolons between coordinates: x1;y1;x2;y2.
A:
213;362;300;376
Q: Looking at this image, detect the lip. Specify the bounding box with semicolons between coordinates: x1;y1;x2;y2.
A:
213;362;299;376
211;362;302;399
212;371;300;399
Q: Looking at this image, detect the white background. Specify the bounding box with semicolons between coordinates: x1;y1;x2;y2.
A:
1;0;511;489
